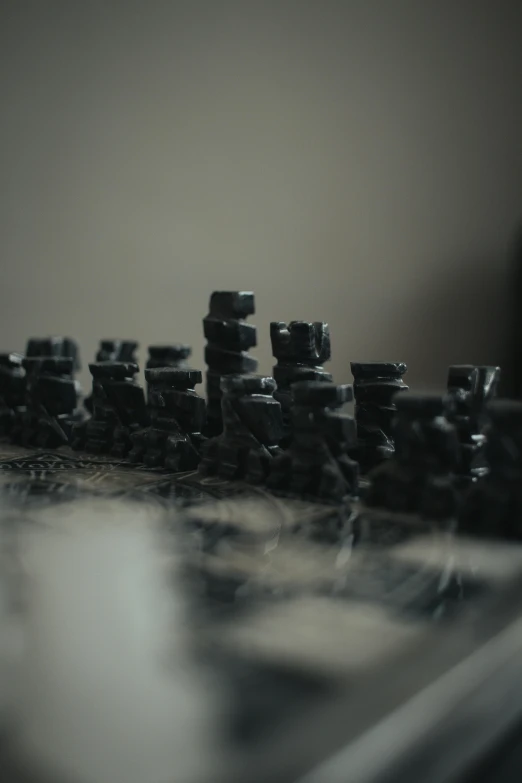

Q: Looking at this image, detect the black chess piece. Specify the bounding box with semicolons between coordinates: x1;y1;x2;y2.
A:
446;364;501;479
144;344;192;404
351;362;408;473
366;394;461;521
129;367;205;470
26;336;81;372
199;374;283;482
74;362;147;455
267;381;358;502
459;399;522;539
95;339;139;363
146;344;191;370
0;353;26;436
270;321;332;447
26;336;83;419
84;340;139;414
13;357;80;448
203;291;258;437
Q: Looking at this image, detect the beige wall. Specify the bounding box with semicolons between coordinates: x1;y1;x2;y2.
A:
1;0;521;392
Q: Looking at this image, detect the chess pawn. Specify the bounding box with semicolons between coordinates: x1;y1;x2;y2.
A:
26;336;84;416
366;394;460;521
446;364;501;478
199;374;283;482
270;321;332;447
203;291;258;437
0;353;25;436
96;339;139;364
26;336;81;372
351;361;408;473
145;345;192;405
84;340;139;414
459;399;522;539
267;381;358;502
81;363;147;456
146;345;191;370
130;368;205;471
16;357;79;448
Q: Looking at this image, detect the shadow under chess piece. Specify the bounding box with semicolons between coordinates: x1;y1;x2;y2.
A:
446;364;501;479
459;399;522;540
351;362;408;474
0;353;25;436
129;368;205;471
74;362;147;456
267;381;358;503
270;321;332;448
203;291;258;438
84;339;139;414
366;394;461;522
12;357;80;448
199;374;283;482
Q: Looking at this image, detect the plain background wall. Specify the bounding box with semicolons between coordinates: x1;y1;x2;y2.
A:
1;0;521;392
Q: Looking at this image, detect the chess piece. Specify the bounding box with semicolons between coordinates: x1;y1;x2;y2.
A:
199;374;283;482
351;362;408;473
75;363;147;455
13;357;80;448
267;381;358;502
95;339;139;364
146;345;191;370
0;352;26;436
366;394;460;521
26;336;83;413
26;336;81;372
203;291;258;437
270;321;332;447
84;340;139;414
446;364;501;478
459;399;522;539
144;345;192;404
129;368;205;471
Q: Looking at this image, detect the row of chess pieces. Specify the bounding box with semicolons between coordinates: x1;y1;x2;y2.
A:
0;291;519;538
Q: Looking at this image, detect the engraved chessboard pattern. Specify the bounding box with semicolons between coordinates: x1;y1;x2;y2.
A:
1;444;521;692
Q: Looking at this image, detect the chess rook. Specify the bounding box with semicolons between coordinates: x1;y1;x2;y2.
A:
146;344;191;370
0;352;25;436
267;381;358;503
13;357;80;448
366;394;460;521
203;291;258;437
76;362;147;456
84;339;139;414
145;344;192;403
129;367;205;471
199;374;283;482
96;339;139;364
270;321;332;447
26;336;83;416
446;364;501;478
26;336;81;372
351;362;408;473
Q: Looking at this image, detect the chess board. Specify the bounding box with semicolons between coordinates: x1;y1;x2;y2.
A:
2;445;522;783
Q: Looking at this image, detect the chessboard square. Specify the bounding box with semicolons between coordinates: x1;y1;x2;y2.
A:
218;597;425;678
393;533;522;584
